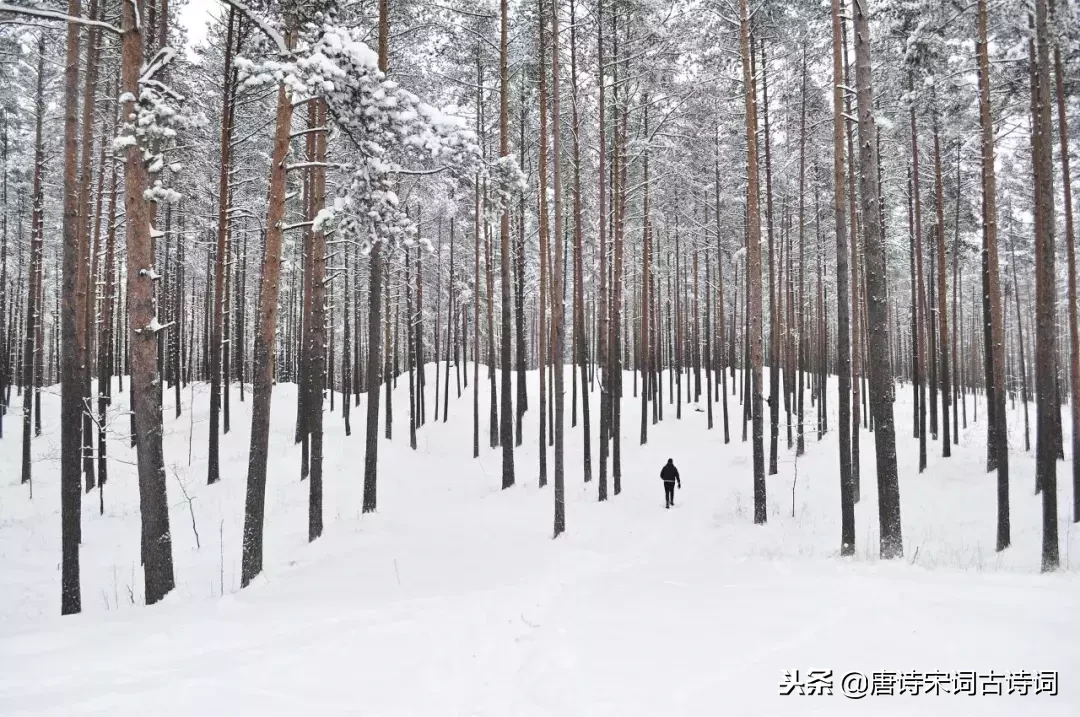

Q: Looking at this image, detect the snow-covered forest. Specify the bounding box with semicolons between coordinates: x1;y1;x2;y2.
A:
0;0;1078;712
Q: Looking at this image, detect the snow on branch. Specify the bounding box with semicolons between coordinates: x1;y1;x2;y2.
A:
232;17;524;254
216;0;288;56
114;38;206;206
0;2;121;33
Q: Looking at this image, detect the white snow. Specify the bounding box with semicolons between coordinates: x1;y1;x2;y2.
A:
0;369;1078;715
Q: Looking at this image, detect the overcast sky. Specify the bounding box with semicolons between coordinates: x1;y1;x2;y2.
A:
178;0;219;52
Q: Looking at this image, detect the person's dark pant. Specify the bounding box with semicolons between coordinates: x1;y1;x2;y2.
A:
664;481;676;507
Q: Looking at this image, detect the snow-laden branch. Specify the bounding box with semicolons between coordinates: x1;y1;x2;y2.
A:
215;0;288;56
0;2;121;33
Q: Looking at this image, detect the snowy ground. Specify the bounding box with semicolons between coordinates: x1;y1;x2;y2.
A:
1;367;1078;715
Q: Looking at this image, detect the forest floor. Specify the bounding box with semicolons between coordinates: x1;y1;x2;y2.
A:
1;367;1078;715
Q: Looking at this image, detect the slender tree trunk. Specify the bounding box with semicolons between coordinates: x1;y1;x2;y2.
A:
497;0;515;488
853;0;902;557
952;145;961;443
77;0;102;494
796;49;807;457
407;246;417;449
208;9;236;485
446;218;455;422
911;97;929;472
98;113;118;503
22;37;46;490
551;0;566;535
832;0;854;552
59;0;84;615
739;0;766;524
1031;0;1058;569
611;5;625;495
537;0;549;487
933;120;951;454
242;17;298;583
307;100;326;540
596;0;608;501
715;157;731;444
1008;228;1031;452
368;2;391;519
570;0;590;480
515;83;528;441
977;0;1009;549
841;10;860;499
761;38;779;477
640;98;650;445
343;227;352;435
1051;0;1080;523
122;0;175;604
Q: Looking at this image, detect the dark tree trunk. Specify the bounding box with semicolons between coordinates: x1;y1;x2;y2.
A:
596;0;608;501
551;0;566;535
537;0;549;487
498;0;515;488
832;0;854;552
307;100;327;541
242;18;298;584
933;123;951;454
122;0;175;604
570;0;590;481
760;38;779;478
853;0;902;557
208;9;236;485
1031;0;1059;569
739;0;766;524
60;0;84;615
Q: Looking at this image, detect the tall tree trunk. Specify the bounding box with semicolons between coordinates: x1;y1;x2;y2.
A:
446;218;455;422
911;96;929;473
796;48;807;457
307;100;326;540
1008;227;1031;452
761;38;779;477
640;98;650;445
407;245;417;449
486;198;497;449
933;119;951;454
342;220;352;435
537;0;549;487
841;9;860;499
611;4;625;495
596;0;608;501
1031;0;1058;569
59;0;84;615
122;0;175;604
853;0;902;557
551;0;566;535
739;0;766;524
832;0;854;552
77;0;102;493
570;0;591;481
242;17;298;583
363;1;390;512
515;82;528;441
1052;0;1080;523
498;0;515;488
977;0;1009;549
715;156;730;444
22;36;46;490
208;8;235;485
952;145;961;443
98;111;119;504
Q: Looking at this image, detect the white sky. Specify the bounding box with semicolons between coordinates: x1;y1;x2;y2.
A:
178;0;220;53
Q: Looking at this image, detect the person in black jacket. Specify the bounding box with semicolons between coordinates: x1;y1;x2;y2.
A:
660;458;681;508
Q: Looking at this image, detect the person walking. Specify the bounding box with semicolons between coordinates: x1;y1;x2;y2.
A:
660;458;681;508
